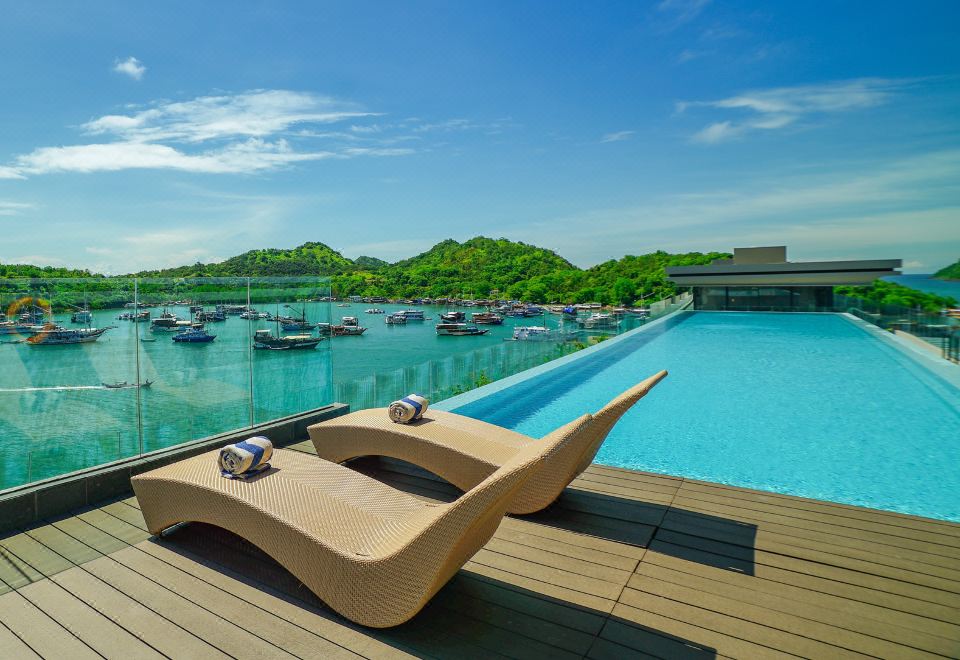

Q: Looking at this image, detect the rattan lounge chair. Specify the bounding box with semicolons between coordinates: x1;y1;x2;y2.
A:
308;370;667;515
131;413;592;628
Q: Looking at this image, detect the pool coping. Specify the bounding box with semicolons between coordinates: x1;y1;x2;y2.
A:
435;303;692;411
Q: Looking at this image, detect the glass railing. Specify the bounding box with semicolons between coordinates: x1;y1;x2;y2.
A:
1;280;693;492
833;293;959;362
0;276;333;490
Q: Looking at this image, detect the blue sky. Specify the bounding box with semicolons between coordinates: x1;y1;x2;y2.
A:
0;1;958;273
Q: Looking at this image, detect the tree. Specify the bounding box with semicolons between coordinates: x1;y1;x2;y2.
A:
612;277;637;305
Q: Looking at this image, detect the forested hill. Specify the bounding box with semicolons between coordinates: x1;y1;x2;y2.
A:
933;258;960;280
0;264;98;278
134;242;358;277
3;237;730;305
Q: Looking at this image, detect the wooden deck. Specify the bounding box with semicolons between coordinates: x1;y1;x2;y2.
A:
1;440;958;658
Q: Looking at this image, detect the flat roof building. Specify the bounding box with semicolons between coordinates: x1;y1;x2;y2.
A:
665;246;901;311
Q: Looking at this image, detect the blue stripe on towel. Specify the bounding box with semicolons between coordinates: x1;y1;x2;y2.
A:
400;396;423;417
234;440;266;468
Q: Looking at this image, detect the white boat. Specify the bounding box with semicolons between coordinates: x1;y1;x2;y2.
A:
385;313;407;325
395;309;426;321
365;308;385;314
511;326;552;341
576;313;620;329
332;316;367;336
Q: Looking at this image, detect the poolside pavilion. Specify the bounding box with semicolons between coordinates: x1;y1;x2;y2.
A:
665;246;902;311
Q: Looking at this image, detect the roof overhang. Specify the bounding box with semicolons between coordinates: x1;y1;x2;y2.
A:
665;259;901;287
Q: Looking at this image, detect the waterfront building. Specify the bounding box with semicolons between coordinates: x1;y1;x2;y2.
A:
665;245;902;311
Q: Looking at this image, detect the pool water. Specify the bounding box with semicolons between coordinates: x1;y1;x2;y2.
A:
453;312;960;521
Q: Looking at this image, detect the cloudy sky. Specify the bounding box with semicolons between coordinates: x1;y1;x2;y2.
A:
0;1;958;273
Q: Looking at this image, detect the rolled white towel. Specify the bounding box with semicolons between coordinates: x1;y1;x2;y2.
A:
388;394;429;424
219;436;273;478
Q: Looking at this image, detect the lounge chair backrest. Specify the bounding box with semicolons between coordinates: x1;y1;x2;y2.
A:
406;413;594;598
573;370;668;477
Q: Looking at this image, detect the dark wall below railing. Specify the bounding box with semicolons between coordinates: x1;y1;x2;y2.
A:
0;403;350;536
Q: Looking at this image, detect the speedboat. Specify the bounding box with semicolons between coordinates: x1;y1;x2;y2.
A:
436;323;489;336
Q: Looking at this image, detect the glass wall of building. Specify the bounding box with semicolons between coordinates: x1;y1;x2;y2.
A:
693;285;833;311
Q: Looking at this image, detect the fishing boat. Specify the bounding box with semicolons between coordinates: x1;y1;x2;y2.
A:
471;311;503;325
365;308;385;314
150;310;180;331
26;323;113;345
510;326;552;341
436;322;489;336
103;380;153;389
195;308;226;322
385;313;407;325
172;326;216;343
332;317;367;336
253;329;322;350
70;309;93;324
440;311;466;322
0;320;17;335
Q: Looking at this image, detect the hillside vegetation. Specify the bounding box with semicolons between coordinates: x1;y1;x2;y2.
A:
934;258;960;281
5;237;952;310
835;280;956;312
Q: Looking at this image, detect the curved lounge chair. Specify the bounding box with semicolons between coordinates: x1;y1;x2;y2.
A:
132;414;592;628
308;370;667;515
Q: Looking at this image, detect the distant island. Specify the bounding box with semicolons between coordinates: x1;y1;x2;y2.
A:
934;258;960;281
1;236;954;311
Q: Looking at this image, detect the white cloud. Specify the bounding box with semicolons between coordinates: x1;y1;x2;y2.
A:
0;90;416;178
82;90;374;143
657;0;711;25
680;78;909;143
0;201;33;216
600;130;635;143
113;56;146;81
11;139;333;175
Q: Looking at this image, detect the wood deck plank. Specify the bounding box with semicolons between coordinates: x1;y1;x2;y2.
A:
0;590;100;660
627;572;943;659
634;560;960;657
5;454;960;659
662;508;960;575
15;577;166;660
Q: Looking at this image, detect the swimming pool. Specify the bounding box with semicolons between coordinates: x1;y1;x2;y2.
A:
449;312;960;521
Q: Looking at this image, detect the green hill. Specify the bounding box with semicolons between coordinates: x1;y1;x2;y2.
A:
366;237;579;299
934;258;960;281
135;241;356;277
353;256;388;271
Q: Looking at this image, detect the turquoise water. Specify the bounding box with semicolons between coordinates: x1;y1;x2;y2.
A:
0;302;622;489
454;312;960;521
884;274;960;301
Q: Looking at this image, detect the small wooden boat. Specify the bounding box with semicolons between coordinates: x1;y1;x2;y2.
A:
436;323;489;336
